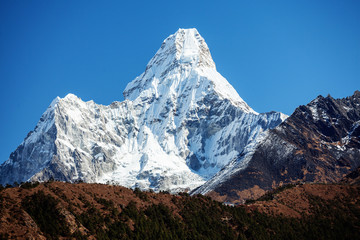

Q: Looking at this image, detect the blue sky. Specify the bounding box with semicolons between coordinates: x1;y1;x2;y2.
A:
0;0;359;163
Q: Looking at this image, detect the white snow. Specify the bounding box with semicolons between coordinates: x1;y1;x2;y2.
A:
0;28;286;192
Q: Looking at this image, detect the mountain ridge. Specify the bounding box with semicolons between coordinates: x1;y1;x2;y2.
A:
0;28;285;192
194;90;360;203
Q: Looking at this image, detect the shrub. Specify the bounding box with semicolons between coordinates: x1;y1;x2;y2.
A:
22;190;70;239
134;187;149;201
20;181;40;189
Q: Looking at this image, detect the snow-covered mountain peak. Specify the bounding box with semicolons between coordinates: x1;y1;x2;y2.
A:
123;28;255;113
174;28;215;68
0;28;286;192
63;93;79;100
146;28;216;73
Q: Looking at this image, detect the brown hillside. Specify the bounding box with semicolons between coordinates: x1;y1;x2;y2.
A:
248;183;360;218
0;181;359;239
0;182;179;239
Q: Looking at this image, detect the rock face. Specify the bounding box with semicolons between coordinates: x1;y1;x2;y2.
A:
194;91;360;203
0;28;285;191
341;167;360;185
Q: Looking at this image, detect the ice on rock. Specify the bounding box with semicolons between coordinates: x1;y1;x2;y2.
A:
0;28;286;192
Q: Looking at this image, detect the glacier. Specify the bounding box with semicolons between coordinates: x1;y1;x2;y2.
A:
0;28;286;192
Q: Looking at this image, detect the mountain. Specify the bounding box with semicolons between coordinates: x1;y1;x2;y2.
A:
193;91;360;203
0;28;285;191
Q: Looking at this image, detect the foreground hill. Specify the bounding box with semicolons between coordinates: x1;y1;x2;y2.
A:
0;181;359;239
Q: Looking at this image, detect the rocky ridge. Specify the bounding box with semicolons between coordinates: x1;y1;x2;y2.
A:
194;91;360;203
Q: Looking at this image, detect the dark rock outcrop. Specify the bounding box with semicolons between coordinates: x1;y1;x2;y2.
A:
199;91;360;203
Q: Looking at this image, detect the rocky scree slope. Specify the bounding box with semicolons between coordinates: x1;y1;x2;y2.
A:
0;28;285;192
194;91;360;203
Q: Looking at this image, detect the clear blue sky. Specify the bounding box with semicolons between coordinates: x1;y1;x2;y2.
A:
1;0;359;164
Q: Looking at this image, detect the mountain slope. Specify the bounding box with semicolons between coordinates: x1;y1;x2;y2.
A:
0;28;285;191
341;166;360;185
194;91;360;203
1;181;359;239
